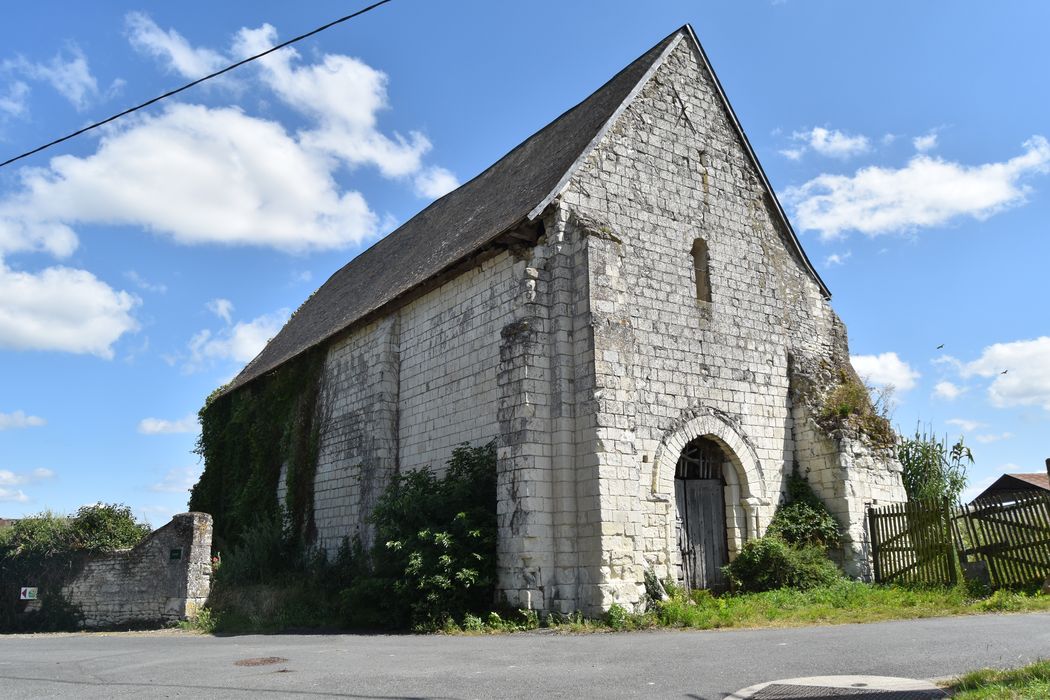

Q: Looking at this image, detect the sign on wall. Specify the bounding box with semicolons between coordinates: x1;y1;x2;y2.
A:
19;587;37;600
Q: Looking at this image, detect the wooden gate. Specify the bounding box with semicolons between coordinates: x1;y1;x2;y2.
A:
869;492;1050;588
675;438;728;590
952;491;1050;588
868;500;957;585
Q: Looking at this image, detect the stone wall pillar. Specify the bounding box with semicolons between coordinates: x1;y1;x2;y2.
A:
496;240;556;611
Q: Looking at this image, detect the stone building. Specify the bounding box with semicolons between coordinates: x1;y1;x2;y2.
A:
217;25;906;614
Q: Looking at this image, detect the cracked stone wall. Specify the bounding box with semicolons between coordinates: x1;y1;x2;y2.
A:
60;512;212;629
559;36;905;610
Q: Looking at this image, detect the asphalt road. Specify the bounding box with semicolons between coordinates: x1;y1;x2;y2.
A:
0;613;1047;699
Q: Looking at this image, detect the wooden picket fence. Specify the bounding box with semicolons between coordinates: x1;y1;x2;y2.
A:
868;499;957;586
952;491;1050;588
868;491;1050;588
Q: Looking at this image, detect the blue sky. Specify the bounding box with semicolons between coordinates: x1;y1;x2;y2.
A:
0;1;1047;523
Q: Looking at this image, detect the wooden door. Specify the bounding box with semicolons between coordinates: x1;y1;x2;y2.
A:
675;441;728;591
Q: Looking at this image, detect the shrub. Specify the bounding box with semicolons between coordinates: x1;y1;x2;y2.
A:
68;503;151;552
214;514;293;586
722;536;842;593
768;503;840;548
342;442;498;629
817;372;895;448
767;472;840;548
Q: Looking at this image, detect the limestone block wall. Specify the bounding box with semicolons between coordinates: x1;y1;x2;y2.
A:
60;512;211;629
558;35;901;609
790;347;907;578
310;250;531;555
312;316;401;553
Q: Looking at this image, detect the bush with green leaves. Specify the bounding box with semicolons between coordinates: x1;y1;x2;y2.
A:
340;441;498;629
722;536;842;593
767;472;840;548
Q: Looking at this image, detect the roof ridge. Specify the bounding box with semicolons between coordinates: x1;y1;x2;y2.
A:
224;27;679;394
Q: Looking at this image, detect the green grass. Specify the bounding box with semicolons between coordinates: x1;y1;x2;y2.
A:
180;580;1050;635
448;581;1050;635
943;660;1050;699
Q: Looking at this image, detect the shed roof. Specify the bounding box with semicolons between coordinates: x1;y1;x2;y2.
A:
224;25;827;394
972;472;1050;503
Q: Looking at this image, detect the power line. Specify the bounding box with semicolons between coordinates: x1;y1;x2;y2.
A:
0;0;394;169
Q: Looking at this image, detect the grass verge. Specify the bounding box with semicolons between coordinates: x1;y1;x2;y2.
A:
180;580;1050;635
942;660;1050;699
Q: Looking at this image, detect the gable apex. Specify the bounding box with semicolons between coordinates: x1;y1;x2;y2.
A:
529;23;830;300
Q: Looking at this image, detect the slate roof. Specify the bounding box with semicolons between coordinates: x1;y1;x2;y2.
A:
224;25;827;394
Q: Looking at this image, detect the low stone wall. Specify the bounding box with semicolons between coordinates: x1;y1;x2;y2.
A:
60;512;212;628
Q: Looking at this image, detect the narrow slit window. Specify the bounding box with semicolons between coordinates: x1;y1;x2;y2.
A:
691;238;712;303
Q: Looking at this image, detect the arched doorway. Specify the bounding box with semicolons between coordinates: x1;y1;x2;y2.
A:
675;437;729;590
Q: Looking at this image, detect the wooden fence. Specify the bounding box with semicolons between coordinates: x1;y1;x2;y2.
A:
952;491;1050;588
868;499;957;586
868;491;1050;588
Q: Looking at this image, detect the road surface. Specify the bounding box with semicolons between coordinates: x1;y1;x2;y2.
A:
0;612;1047;699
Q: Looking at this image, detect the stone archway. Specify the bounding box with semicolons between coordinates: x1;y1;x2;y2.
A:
652;410;768;568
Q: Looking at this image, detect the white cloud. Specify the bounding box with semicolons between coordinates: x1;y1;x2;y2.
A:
206;298;234;324
124;270;167;294
0;468;54;486
1;17;456;260
233;24;439;180
138;414;197;435
413;166;459;199
786;136;1050;238
185;308;288;372
780;147;805;161
800;127;871;158
850;352;919;392
913;131;938;152
0;467;54;502
0;410;45;430
0;261;138;358
0;488;27;503
0;81;29;117
973;432;1012;444
0;104;379;253
5;47;100;110
960;336;1050;410
149;465;202;494
126;12;226;79
946;418;984;433
933;381;967;400
823;250;851;267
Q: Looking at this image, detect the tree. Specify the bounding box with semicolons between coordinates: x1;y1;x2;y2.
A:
897;424;973;503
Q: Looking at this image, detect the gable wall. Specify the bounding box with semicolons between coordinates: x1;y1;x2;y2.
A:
560;37;854;608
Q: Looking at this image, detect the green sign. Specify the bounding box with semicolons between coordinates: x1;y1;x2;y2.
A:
169;548;183;561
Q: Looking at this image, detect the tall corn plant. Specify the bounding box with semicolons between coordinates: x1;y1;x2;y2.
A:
897;423;973;503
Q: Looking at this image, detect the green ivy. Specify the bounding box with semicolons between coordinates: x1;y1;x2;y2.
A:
190;348;325;548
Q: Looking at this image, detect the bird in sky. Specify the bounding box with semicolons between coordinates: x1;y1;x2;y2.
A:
936;344;944;349
1001;370;1009;375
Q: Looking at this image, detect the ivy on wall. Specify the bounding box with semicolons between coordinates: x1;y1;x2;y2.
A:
190;348;325;549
